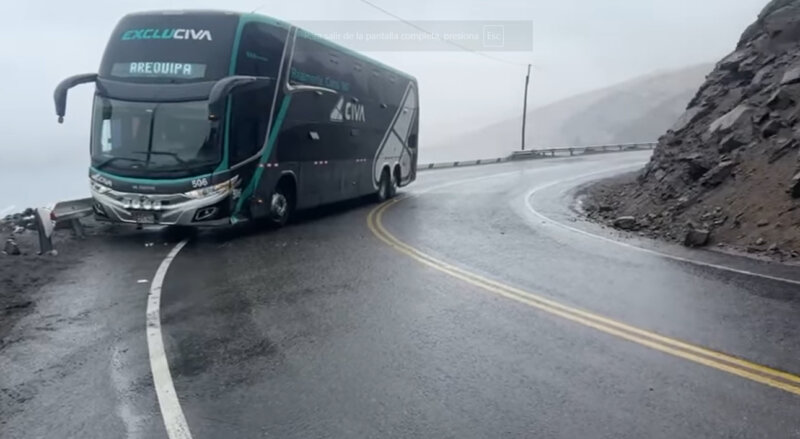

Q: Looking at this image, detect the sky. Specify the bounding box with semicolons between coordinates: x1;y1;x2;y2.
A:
0;0;769;206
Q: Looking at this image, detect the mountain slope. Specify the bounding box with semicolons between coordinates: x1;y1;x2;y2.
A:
421;63;713;163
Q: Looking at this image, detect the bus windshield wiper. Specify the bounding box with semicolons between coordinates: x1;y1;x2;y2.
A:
132;150;188;165
94;156;147;170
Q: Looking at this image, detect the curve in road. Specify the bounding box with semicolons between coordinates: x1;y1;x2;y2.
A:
368;174;800;397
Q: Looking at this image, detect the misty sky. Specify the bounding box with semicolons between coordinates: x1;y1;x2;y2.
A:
0;0;769;206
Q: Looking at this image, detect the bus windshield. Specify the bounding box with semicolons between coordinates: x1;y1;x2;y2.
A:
91;97;220;176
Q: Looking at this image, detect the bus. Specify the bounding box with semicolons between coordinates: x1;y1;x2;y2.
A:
54;10;419;227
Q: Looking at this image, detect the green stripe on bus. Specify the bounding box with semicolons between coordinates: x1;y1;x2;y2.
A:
89;168;214;185
232;94;293;217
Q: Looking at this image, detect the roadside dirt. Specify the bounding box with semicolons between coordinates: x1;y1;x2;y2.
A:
579;172;800;263
0;221;105;349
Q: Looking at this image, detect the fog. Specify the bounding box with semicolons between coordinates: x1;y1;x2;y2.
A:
0;0;767;208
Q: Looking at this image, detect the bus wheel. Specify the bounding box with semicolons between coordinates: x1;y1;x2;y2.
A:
269;183;294;226
376;169;396;202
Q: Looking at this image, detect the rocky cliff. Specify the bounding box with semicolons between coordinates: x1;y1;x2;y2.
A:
584;0;800;259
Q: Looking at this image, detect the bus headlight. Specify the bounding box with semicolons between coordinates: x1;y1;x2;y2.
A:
90;181;112;194
185;179;233;199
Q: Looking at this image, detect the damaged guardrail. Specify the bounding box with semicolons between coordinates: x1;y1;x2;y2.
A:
418;142;657;170
35;198;93;255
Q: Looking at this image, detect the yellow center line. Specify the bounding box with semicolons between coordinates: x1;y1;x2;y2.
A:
367;199;800;397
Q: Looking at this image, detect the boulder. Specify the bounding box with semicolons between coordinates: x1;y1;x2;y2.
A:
683;226;710;247
768;138;799;163
613;216;637;230
670;106;707;133
718;50;748;70
761;118;785;138
708;104;753;135
678;153;711;180
781;64;800;85
791;172;800;198
751;65;772;85
767;87;794;111
3;238;21;256
701;161;735;187
719;133;747;153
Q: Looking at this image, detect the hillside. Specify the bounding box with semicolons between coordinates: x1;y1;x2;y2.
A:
583;0;800;260
421;63;713;163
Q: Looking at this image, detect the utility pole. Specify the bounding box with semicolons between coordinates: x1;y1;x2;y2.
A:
521;63;531;151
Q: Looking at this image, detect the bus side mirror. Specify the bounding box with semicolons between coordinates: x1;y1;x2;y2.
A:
208;76;272;120
54;73;97;124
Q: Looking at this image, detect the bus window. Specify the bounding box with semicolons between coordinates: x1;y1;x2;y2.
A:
230;22;288;164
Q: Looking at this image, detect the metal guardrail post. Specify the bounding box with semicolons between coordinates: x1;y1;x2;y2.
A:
34;208;54;255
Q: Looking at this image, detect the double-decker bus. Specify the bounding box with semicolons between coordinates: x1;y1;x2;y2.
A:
54;10;419;226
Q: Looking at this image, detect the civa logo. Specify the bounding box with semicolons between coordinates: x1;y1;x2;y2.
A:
330;96;366;123
121;29;213;41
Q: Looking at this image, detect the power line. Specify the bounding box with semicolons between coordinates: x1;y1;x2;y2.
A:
357;0;531;68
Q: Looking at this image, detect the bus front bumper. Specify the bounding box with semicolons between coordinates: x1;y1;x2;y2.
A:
90;187;233;226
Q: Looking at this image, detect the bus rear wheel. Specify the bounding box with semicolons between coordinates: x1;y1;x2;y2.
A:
376;169;397;202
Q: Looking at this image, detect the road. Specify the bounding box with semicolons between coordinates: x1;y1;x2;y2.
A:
3;151;800;438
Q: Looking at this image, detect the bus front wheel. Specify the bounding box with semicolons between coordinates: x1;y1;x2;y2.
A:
269;182;294;226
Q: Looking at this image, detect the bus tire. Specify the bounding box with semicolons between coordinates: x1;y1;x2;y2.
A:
269;180;295;226
375;168;396;202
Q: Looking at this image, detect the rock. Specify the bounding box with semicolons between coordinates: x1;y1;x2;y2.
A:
768;137;799;163
781;64;800;85
678;153;711;180
751;65;772;85
613;216;637;230
757;218;770;227
719;133;747;153
768;243;780;252
708;104;753;135
791;172;800;198
671;106;708;133
654;168;667;181
701;161;735;187
3;238;21;256
719;50;748;71
753;109;770;125
739;55;761;72
767;88;794;111
683;226;710;247
755;237;766;246
761;118;784;138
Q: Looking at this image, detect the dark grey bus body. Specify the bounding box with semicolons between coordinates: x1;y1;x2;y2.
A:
56;10;419;226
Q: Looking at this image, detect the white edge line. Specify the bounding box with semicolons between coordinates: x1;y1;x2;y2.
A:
146;239;193;439
524;166;800;287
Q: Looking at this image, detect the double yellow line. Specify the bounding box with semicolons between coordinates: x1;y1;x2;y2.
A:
367;199;800;397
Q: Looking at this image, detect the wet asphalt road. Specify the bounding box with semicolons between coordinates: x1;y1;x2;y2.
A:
4;151;800;438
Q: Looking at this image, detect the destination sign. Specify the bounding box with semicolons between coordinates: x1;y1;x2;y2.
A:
110;62;207;79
